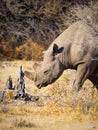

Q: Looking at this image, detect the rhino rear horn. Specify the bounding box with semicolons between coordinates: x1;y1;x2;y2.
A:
24;71;35;81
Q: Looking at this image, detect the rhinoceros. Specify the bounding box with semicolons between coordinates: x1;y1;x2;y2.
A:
24;20;98;91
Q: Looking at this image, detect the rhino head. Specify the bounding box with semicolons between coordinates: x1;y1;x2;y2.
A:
24;44;65;89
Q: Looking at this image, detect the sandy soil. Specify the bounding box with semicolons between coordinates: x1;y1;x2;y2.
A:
0;60;98;130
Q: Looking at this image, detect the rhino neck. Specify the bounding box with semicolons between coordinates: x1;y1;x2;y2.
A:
58;47;72;69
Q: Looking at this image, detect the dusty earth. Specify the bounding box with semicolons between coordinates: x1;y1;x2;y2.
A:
0;60;98;130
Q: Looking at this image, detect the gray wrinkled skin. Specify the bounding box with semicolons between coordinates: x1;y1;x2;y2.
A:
25;20;98;91
34;52;65;88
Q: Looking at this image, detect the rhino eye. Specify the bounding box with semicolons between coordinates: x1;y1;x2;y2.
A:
44;70;49;75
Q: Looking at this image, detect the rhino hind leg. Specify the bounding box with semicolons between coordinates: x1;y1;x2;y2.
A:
89;75;98;90
73;63;96;91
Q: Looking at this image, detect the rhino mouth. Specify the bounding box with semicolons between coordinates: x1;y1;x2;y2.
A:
35;82;48;89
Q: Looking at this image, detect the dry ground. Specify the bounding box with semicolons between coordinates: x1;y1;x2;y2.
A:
0;60;98;130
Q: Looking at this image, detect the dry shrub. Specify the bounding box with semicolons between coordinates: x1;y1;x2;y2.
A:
0;45;9;55
15;40;45;60
74;1;98;28
0;45;11;59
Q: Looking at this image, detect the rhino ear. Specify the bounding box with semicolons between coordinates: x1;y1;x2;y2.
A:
53;43;64;56
53;44;58;55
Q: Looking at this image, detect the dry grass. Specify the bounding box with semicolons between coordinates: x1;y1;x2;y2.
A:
13;118;35;128
0;61;98;130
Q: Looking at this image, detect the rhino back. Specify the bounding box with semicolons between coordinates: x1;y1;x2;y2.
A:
46;20;98;68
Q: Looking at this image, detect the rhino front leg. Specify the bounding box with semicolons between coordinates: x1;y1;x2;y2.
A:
73;63;91;91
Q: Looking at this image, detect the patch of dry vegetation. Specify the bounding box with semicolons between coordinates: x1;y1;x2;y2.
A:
0;61;98;130
15;40;45;60
1;0;98;61
0;40;45;61
13;118;35;128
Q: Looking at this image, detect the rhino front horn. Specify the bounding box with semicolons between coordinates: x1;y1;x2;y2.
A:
24;71;35;81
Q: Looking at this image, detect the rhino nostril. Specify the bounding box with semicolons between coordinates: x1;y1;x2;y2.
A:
35;83;41;89
38;85;41;89
37;84;40;87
